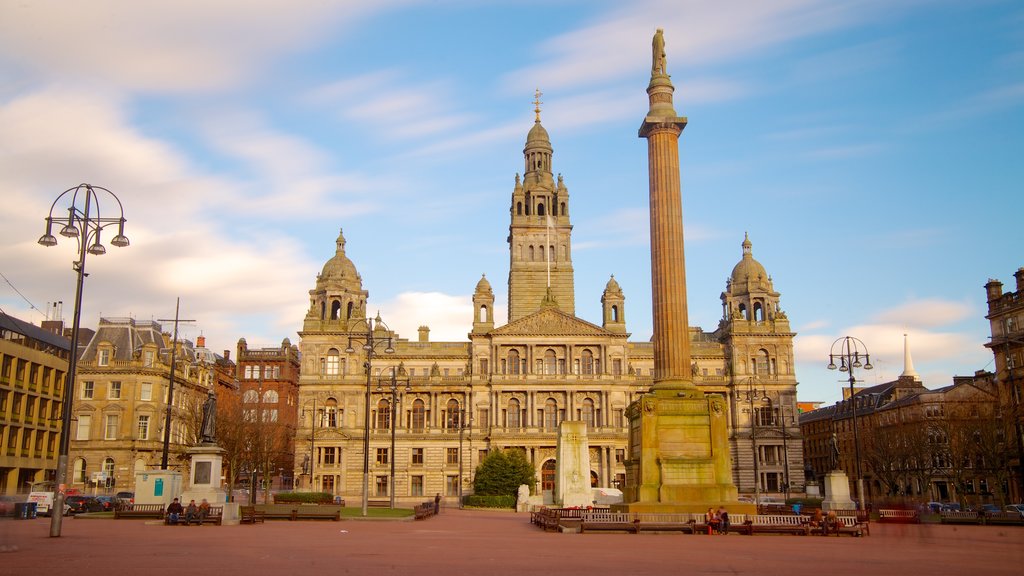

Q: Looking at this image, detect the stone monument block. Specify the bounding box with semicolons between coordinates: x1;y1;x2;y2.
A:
821;470;855;511
556;421;593;508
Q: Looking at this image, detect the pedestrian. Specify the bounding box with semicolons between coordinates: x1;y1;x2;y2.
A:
198;498;211;524
434;493;441;515
166;498;184;525
705;507;718;534
185;499;199;525
718;506;730;535
792;502;802;516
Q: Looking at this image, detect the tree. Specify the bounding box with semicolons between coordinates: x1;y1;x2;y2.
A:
473;449;537;496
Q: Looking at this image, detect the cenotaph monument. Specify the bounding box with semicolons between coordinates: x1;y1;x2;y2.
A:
555;421;593;508
618;29;750;514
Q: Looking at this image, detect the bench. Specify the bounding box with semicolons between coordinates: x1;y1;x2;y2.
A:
240;506;265;524
294;504;342;521
414;502;436;520
828;509;870;536
114;503;165;519
254;504;300;521
534;508;561;532
940;511;984;525
878;509;920;523
808;516;865;536
579;511;637;534
166;506;223;526
367;500;391;508
981;511;1024;526
746;514;809;535
634;513;695;534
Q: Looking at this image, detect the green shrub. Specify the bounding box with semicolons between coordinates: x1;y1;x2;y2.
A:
273;491;334;504
473;449;537;497
464;494;516;509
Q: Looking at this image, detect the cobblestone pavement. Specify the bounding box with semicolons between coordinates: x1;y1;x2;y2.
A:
2;509;1023;576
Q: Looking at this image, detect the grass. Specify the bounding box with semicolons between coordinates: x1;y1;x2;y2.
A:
339;507;414;518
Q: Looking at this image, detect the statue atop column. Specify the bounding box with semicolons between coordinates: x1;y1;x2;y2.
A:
652;28;667;76
200;389;217;444
828;432;841;470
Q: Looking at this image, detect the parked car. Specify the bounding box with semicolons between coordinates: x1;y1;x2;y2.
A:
65;495;104;515
0;495;19;516
941;502;961;512
925;501;943;513
1005;504;1024;519
115;491;134;507
93;495;118;512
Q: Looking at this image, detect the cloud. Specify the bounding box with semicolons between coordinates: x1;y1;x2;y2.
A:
0;1;396;93
376;291;508;343
870;298;975;328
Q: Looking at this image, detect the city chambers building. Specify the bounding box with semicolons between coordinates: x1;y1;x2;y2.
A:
295;110;804;505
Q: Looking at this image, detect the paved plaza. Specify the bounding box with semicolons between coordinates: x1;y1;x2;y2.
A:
2;509;1023;576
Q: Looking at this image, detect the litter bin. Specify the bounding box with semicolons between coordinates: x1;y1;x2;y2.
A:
14;502;38;520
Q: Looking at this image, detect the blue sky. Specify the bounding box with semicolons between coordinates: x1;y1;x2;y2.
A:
0;0;1021;404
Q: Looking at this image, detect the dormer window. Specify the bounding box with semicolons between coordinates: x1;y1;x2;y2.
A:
98;348;111;366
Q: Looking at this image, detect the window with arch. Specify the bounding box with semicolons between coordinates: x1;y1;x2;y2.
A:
346;301;354;319
611;305;619;322
73;458;87;483
753;302;764;322
446;399;462;429
560;202;566;216
103;457;115;479
738;304;748;320
544;398;558;431
537;202;545;216
376;399;391;430
331;301;342;320
243;389;259;403
507;398;521;428
508;350;521;375
528;245;535;261
581;398;595;428
262;390;279;403
324;398;339;427
479;305;488;323
548;245;554;262
320;301;326;320
752;349;770;375
411;399;426;431
325;349;340;375
517;201;523;215
542;460;556;491
544;349;557;375
581;349;594;375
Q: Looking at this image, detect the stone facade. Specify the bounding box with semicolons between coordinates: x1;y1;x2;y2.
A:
984;267;1024;502
0;312;70;494
67;318;235;494
294;109;804;505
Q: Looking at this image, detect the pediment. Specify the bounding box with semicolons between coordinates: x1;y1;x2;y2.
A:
489;307;614;337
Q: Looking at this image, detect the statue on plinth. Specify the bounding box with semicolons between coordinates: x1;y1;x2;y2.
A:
200;389;217;445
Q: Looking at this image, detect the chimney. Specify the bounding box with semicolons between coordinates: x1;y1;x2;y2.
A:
1015;267;1024;292
224;350;231;361
418;326;430;343
985;279;1003;302
197;335;206;348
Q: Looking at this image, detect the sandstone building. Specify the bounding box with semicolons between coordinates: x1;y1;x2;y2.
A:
984;267;1024;502
294;110;804;505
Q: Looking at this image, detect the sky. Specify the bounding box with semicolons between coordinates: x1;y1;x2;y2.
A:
1;0;1021;405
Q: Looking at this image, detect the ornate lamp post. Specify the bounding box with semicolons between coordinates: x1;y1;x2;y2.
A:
742;378;769;507
345;312;395;516
827;336;873;510
377;367;410;509
38;184;129;538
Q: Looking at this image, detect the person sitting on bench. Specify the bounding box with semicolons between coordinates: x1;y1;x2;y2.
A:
185;500;199;525
166;498;184;525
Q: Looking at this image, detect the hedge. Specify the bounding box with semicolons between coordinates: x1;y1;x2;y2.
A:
273;491;335;504
463;494;517;509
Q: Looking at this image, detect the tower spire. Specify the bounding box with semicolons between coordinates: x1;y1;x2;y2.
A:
901;333;920;380
533;88;543;122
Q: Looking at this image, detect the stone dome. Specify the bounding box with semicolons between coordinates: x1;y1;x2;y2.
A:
730;233;769;287
604;275;622;294
320;228;361;287
475;274;492;293
526;120;551;149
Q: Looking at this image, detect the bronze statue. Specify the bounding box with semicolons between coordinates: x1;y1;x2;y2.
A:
652;28;667;76
200;389;217;444
829;432;840;470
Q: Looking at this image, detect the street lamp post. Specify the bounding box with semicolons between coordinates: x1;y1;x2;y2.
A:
827;336;873;511
377;367;410;509
742;378;769;507
38;183;129;538
345;313;395;516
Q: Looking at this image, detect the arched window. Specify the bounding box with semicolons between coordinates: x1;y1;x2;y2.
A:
544;398;558;430
753;302;764;322
508;350;521;375
73;458;87;483
754;349;770;375
517;201;523;215
103;457;115;480
581;398;595;428
347;301;354;319
331;301;341;320
542;460;556;491
560;202;566;215
320;302;326;320
507;398;521;429
549;245;555;262
262;390;279;403
324;398;339;427
544;349;557;375
243;390;259;403
325;349;340;375
411;399;425;431
738;304;748;320
376;399;391;430
581;350;594;375
479;305;488;323
446;399;462;429
537;203;546;216
528;246;535;261
611;305;619;322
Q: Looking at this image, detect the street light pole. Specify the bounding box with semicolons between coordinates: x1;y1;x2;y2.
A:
378;367;410;509
346;313;395;516
743;378;768;507
38;184;130;538
157;299;194;470
828;336;873;511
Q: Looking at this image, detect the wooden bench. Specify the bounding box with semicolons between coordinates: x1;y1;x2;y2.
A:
254;504;300;521
746;514;809;535
294;504;342;521
240;506;265;524
634;513;695;534
414;502;436;520
367;500;391;508
166;505;223;526
878;509;920;523
808;516;865;536
982;512;1024;526
537;508;561;532
579;511;637;534
940;510;984;525
828;509;869;536
114;503;165;519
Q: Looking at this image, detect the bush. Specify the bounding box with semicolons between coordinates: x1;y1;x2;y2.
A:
273;492;334;504
464;494;516;509
473;449;537;497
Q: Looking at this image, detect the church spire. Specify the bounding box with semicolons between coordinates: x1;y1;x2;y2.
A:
900;333;920;380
